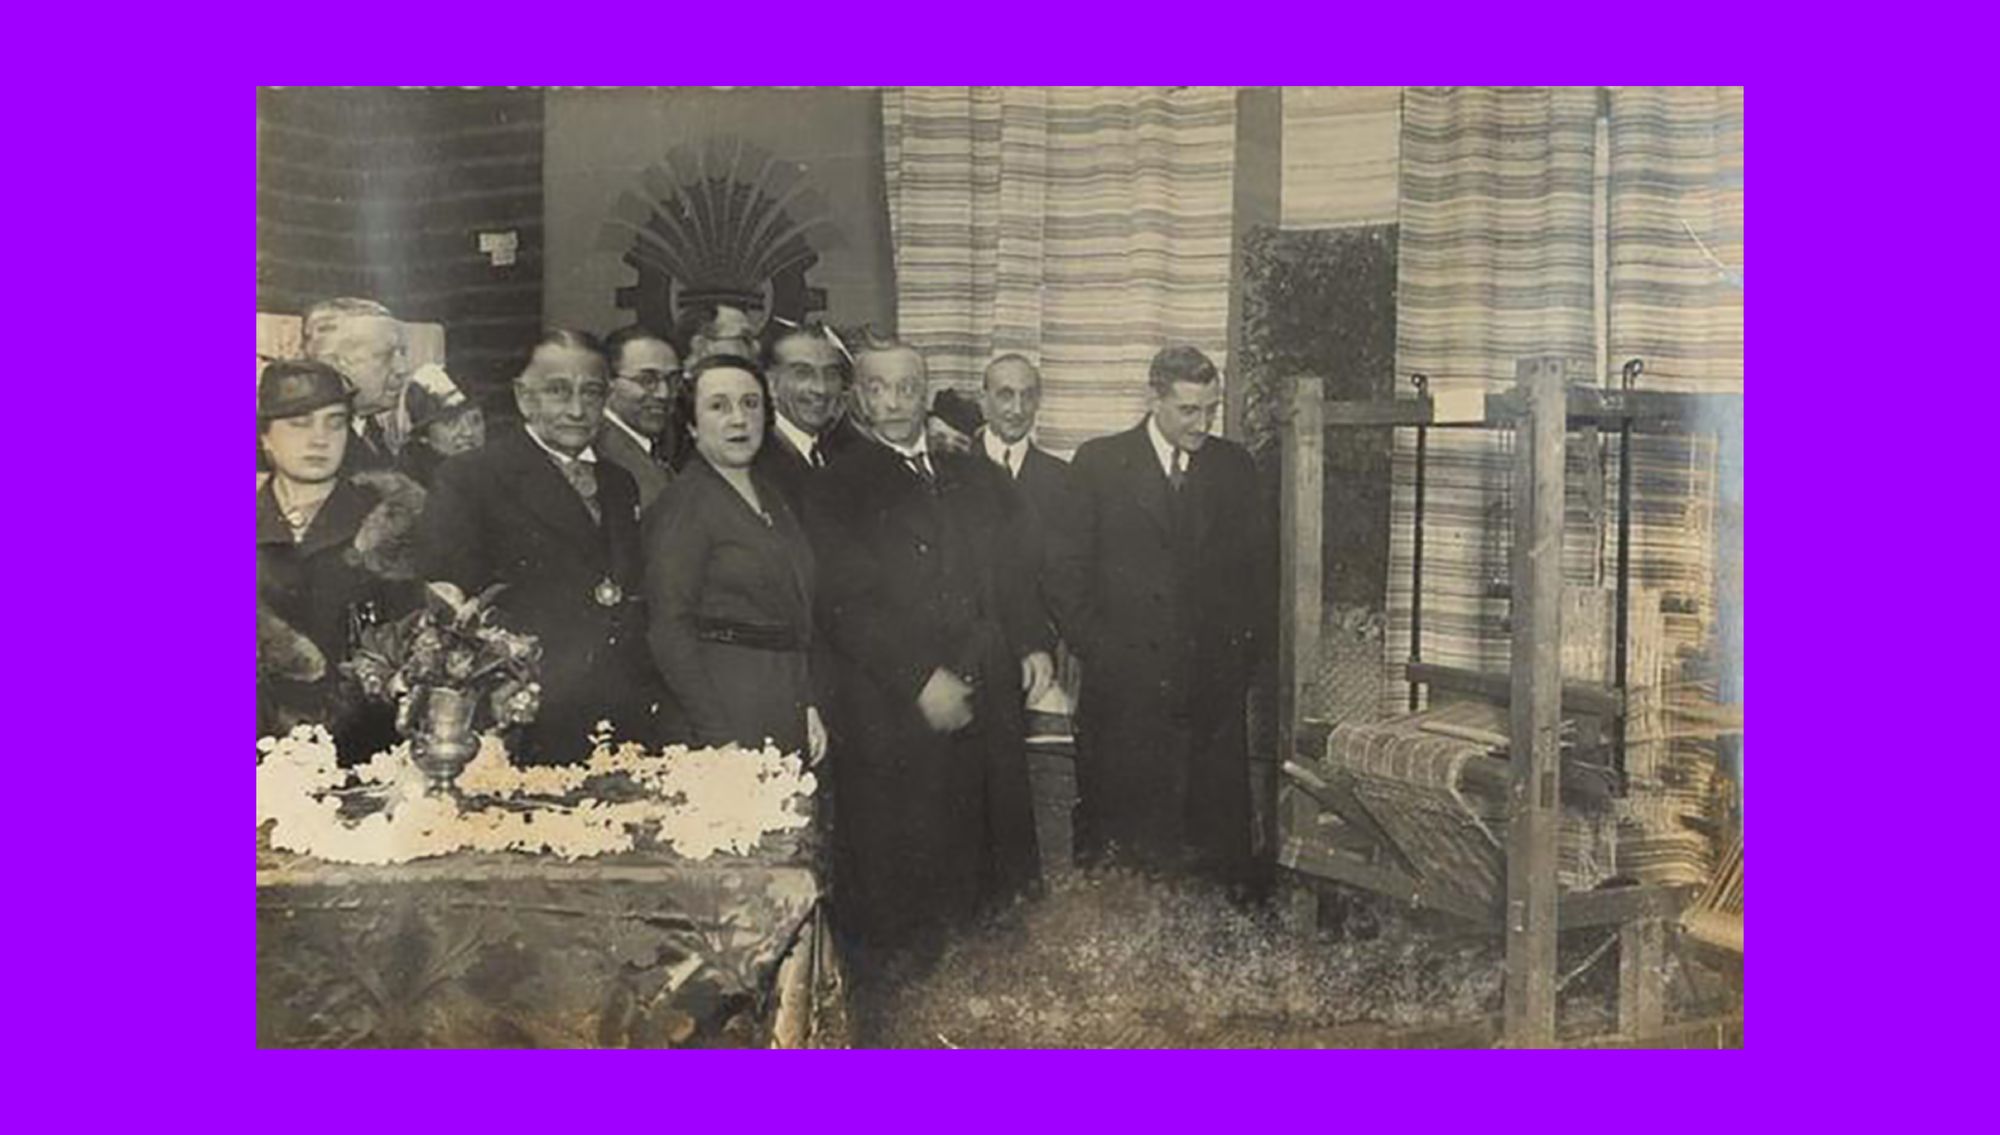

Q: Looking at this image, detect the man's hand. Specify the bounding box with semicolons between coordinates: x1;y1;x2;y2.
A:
1020;650;1055;708
916;667;977;734
805;705;829;767
926;415;975;455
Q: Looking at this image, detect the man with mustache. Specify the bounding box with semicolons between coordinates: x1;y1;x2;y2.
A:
416;330;657;765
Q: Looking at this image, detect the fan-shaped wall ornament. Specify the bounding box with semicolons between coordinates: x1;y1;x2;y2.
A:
596;136;845;337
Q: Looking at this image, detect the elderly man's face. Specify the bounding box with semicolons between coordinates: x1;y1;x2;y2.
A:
325;316;409;417
609;337;680;438
769;335;847;435
854;348;928;448
1149;379;1222;453
515;344;610;457
982;358;1042;445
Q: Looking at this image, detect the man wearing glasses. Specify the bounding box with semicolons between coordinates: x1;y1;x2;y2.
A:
600;325;684;509
417;329;657;764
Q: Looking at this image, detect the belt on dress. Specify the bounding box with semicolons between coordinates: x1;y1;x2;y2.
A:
694;618;803;652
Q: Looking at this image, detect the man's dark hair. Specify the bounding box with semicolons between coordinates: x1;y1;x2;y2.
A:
1146;345;1219;396
764;320;852;381
603;324;674;371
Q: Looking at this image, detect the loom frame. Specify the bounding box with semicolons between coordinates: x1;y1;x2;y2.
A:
1274;355;1741;1046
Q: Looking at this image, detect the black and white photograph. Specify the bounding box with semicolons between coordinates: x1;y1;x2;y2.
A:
254;85;1743;1049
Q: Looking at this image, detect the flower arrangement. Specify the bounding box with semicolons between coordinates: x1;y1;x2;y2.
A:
343;582;542;784
256;726;817;866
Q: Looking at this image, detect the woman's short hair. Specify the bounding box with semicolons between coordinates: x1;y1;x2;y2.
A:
676;354;773;437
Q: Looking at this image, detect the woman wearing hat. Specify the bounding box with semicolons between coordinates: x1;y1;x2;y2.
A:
257;359;427;760
642;355;825;763
396;363;487;487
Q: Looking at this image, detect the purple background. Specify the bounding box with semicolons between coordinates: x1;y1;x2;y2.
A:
29;6;1929;1126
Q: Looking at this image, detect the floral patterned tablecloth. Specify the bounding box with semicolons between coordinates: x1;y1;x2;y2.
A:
256;843;841;1048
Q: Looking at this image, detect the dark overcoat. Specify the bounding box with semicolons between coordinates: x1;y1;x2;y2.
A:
803;437;1050;952
1046;420;1274;880
416;424;656;764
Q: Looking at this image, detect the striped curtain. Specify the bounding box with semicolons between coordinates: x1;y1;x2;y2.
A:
1386;87;1601;691
881;87;1236;454
1609;86;1744;662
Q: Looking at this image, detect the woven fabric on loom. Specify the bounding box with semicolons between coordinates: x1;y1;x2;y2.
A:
1316;701;1617;909
881;87;1237;455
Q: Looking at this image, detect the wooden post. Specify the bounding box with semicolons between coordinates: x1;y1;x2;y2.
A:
1277;374;1325;925
1279;375;1326;751
1619;918;1669;1039
1504;357;1569;1046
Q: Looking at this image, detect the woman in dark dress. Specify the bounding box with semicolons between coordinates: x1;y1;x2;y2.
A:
256;360;426;761
642;356;825;762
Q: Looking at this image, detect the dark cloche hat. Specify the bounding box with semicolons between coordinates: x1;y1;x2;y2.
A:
930;387;985;438
259;359;353;421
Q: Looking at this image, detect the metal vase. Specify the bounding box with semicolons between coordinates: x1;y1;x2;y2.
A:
409;685;479;792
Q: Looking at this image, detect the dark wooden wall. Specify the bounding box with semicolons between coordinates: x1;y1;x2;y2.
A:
257;89;546;401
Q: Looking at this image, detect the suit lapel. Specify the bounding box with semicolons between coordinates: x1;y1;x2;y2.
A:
1120;424;1174;537
504;427;603;550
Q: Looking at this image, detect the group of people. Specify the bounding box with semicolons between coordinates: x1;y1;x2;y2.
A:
255;296;1275;966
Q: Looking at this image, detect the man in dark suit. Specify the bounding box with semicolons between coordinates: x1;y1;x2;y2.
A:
754;322;863;515
598;325;681;510
976;354;1074;637
1047;345;1275;890
803;337;1053;963
416;330;656;765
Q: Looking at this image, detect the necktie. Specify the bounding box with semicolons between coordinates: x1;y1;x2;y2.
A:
362;415;390;457
1009;445;1024;479
905;452;934;484
809;442;826;470
562;458;602;524
1167;450;1187;493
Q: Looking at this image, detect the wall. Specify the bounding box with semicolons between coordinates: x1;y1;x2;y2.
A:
255;89;546;401
542;89;895;340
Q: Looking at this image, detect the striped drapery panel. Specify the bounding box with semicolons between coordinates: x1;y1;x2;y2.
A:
1280;86;1402;230
1609;85;1743;671
882;87;1236;455
1385;87;1602;693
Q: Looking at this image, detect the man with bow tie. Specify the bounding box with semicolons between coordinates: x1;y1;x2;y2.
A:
1047;345;1275;894
416;330;657;765
803;335;1051;971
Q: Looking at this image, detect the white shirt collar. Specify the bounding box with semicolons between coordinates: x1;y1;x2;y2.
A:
773;412;820;462
881;430;930;462
981;428;1028;476
602;409;652;455
524;423;597;466
1145;415;1185;480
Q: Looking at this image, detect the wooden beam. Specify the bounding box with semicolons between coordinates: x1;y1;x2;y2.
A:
1406;661;1625;718
1278;377;1325;772
1559;884;1693;930
1503;356;1569;1046
1618;918;1669;1038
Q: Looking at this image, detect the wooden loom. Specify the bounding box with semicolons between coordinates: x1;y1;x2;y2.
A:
1275;356;1742;1046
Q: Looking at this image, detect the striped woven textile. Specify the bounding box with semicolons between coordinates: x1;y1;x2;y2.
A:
1280;87;1402;230
1385;87;1602;688
881;87;1237;455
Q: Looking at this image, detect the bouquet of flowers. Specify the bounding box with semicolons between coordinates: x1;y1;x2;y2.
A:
343;582;544;740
